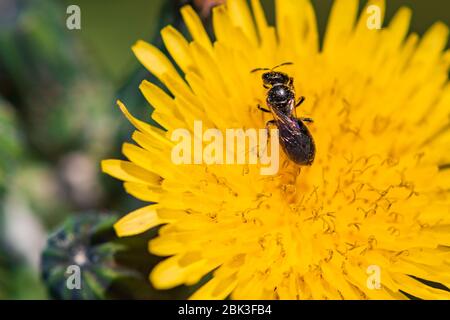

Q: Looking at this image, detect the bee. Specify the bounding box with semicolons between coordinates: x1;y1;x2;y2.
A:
251;62;315;166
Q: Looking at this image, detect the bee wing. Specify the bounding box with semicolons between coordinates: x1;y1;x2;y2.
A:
276;115;313;148
274;114;301;143
290;98;298;119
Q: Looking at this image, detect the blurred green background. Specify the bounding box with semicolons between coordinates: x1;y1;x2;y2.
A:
0;0;448;300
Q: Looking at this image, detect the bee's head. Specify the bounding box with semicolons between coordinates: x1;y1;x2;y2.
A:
262;71;290;87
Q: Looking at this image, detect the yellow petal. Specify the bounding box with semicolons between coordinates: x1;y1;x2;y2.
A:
250;0;276;52
114;205;163;237
391;273;450;300
387;7;412;49
227;0;258;47
161;25;195;73
276;0;319;55
101;159;161;185
212;5;231;42
189;274;237;300
150;254;219;289
132;40;180;81
149;235;185;256
323;0;359;53
181;5;213;53
250;0;268;40
116;100;171;146
124;182;162;202
413;22;449;65
139;80;186;131
124;137;181;180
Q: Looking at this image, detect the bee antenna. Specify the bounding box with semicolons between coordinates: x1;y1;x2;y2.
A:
271;62;294;71
250;67;270;74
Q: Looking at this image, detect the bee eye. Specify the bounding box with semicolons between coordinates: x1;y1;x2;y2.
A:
279;74;288;83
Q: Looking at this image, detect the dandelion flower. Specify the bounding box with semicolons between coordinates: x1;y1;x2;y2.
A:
102;0;450;299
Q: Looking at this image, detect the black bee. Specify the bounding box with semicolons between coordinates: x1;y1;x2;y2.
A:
252;62;315;166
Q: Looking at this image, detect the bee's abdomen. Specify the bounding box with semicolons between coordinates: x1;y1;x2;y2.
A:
278;118;315;165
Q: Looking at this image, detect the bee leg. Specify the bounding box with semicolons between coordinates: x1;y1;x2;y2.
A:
295;96;305;107
300;117;314;123
289;77;294;88
257;104;271;113
255;120;276;160
266;119;276;127
263;84;271;89
265;120;276;137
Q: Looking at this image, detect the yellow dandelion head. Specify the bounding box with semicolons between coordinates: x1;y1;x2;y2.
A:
102;0;450;299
